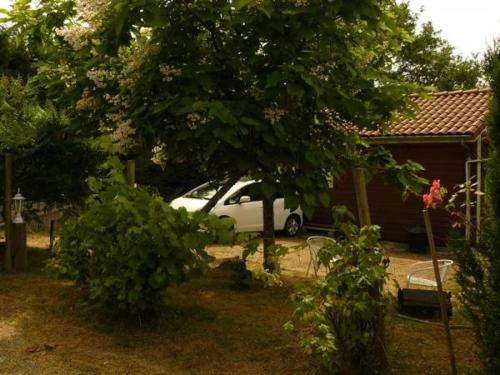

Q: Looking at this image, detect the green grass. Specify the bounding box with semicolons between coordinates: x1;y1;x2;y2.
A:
0;243;483;374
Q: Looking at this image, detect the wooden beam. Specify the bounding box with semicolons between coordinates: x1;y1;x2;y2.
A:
423;208;457;375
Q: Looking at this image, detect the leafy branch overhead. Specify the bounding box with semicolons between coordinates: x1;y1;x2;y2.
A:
6;0;425;218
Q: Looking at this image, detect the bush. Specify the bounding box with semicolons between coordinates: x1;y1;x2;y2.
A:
48;157;234;317
286;211;389;374
448;57;500;373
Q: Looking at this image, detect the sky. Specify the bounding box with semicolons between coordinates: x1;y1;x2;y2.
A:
407;0;500;57
1;0;500;57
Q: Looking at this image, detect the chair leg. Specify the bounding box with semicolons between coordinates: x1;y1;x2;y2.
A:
306;258;312;277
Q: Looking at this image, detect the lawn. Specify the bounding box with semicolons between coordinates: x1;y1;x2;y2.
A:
0;234;483;374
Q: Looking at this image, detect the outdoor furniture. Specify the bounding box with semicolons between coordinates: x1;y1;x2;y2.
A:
406;259;454;289
306;236;337;277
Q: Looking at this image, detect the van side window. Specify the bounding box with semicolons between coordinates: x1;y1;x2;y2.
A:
225;183;262;204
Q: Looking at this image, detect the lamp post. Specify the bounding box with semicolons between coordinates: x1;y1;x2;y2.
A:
13;189;25;224
12;189;27;271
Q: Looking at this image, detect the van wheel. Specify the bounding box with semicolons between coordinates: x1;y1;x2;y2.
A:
284;215;301;237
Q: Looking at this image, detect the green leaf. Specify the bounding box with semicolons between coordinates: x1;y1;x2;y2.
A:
233;0;255;9
319;192;330;207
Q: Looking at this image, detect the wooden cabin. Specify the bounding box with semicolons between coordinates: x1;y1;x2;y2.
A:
306;89;491;244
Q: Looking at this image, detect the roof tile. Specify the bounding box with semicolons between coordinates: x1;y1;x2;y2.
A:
363;89;491;138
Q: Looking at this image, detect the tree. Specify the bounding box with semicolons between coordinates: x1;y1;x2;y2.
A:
448;44;500;373
393;2;483;91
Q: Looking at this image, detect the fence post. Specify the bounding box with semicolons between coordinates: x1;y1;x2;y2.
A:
4;154;12;272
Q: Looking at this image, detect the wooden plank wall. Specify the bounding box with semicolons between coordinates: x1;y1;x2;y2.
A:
307;143;474;243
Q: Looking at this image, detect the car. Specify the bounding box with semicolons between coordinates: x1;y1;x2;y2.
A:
170;179;303;236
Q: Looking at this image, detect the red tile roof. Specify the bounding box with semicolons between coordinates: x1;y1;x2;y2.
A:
362;88;491;139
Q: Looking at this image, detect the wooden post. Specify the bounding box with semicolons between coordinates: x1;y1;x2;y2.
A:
423;208;457;375
262;196;275;272
13;222;27;271
352;167;371;227
126;159;136;187
4;154;12;272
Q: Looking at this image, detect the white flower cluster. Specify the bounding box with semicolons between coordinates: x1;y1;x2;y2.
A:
264;107;287;125
76;89;99;111
107;111;136;154
56;63;77;87
104;93;130;108
186;112;209;129
87;68;113;88
291;0;308;6
151;144;166;166
123;41;160;75
55;0;109;50
75;0;108;26
56;25;90;51
159;64;182;82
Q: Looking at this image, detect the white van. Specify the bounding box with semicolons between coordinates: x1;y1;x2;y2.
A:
170;179;303;236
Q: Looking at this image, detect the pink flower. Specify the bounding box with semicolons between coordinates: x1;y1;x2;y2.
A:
423;179;445;208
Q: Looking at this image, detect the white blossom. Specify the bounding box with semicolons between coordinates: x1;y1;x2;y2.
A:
151;144;166;166
87;68;113;88
264;107;287;125
106;111;136;154
291;0;309;6
159;64;182;82
56;25;90;50
76;89;99;111
186;112;210;129
75;0;108;26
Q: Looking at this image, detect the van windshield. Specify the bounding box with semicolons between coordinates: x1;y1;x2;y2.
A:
185;184;219;200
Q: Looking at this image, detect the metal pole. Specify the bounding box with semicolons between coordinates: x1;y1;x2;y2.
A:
4;154;12;272
465;158;471;241
423;208;457;375
476;137;482;243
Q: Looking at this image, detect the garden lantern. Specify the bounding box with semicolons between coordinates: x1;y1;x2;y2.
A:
13;189;26;224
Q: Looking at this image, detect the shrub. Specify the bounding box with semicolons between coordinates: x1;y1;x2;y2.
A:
286;212;389;374
48;157;234;317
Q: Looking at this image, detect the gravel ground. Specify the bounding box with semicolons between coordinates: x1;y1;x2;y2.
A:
207;236;453;294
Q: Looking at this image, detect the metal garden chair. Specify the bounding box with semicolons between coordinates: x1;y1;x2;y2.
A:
306;236;337;277
406;259;454;289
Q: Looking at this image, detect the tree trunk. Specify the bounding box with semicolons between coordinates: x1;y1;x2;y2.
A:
352;167;371;227
262;196;275;272
126;159;136;187
201;175;240;213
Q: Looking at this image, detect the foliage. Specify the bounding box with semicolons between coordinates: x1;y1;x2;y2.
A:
0;28;32;77
4;0;421;217
48;157;235;317
0;76;45;151
361;144;428;199
393;2;483;91
134;149;217;202
447;56;500;373
0;76;100;205
286;210;389;374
